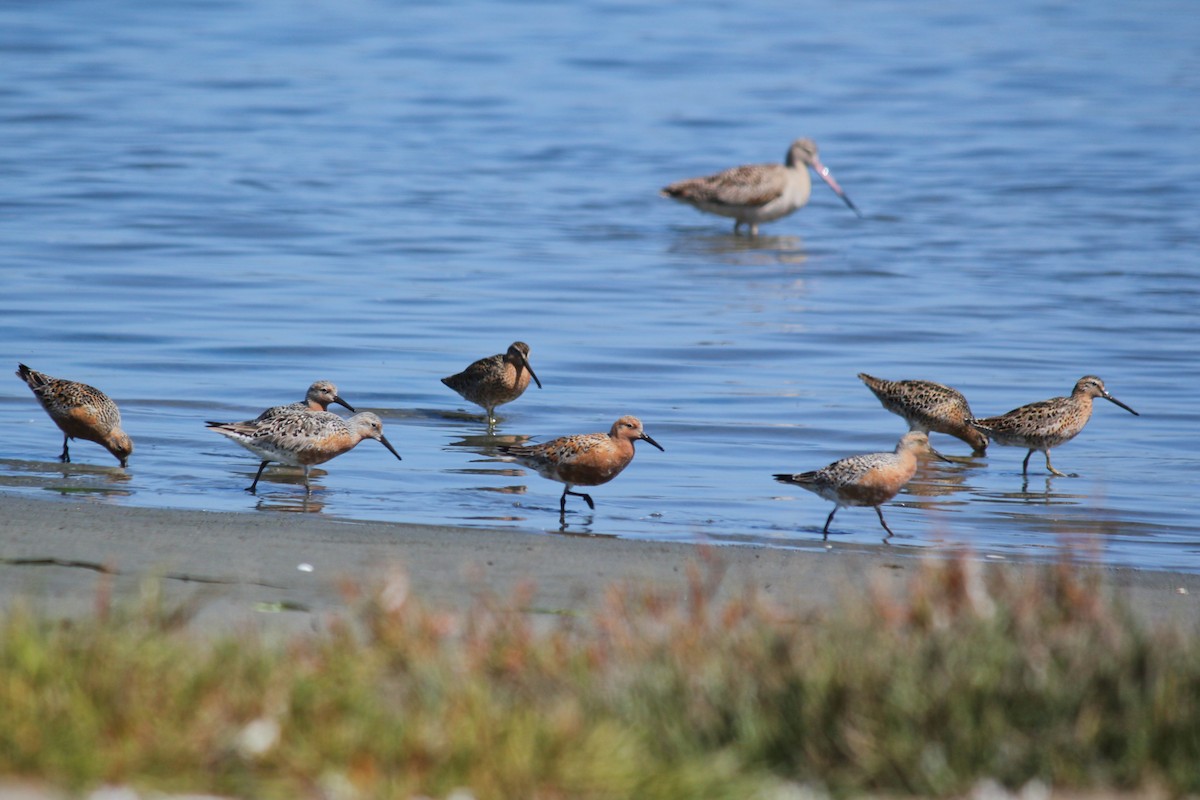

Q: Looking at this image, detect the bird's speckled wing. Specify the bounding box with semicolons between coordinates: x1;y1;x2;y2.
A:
503;431;609;467
975;397;1071;436
664;163;788;208
254;401;309;421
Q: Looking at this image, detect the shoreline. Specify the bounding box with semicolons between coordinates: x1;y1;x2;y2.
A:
1;492;1196;633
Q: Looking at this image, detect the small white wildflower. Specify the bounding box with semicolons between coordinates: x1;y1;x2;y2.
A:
234;717;280;759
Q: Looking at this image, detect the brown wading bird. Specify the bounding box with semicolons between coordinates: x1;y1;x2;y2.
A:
661;137;862;235
206;409;401;494
15;363;133;467
773;431;948;541
442;341;542;425
498;415;664;515
858;372;989;454
255;380;355;421
970;375;1138;477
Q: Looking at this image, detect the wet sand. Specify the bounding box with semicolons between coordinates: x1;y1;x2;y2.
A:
0;493;1197;634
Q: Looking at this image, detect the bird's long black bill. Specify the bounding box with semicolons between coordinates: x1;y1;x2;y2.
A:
520;354;542;389
378;435;403;461
641;433;665;452
1105;395;1139;416
836;191;863;218
928;446;956;464
334;396;357;413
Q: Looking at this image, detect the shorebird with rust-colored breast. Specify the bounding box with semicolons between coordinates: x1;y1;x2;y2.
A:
970;375;1138;477
16;363;133;467
442;341;541;425
498;415;663;515
661;138;862;236
858;372;989;454
774;431;947;540
206;409;401;493
255;380;355;421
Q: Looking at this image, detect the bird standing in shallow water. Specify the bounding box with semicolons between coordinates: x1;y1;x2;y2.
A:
661;138;862;236
15;363;133;467
206;409;401;493
970;375;1138;477
858;372;988;454
442;341;541;426
255;380;355;421
773;431;946;541
498;415;663;515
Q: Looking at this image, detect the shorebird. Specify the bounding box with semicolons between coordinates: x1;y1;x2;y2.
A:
206;409;401;493
660;137;862;235
858;372;988;454
15;363;133;467
255;380;355;421
773;431;945;540
970;375;1138;477
498;415;663;514
442;341;541;425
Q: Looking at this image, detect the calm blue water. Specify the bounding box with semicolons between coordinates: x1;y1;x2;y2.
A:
1;0;1198;572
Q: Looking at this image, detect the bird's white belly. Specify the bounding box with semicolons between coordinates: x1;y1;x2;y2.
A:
693;183;806;223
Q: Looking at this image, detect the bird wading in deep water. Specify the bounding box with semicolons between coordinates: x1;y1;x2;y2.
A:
661;138;861;235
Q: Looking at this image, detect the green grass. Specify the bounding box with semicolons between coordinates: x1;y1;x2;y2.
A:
0;559;1197;799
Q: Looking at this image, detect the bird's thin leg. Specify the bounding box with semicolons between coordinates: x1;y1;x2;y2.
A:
59;435;71;463
565;489;595;510
1022;449;1034;475
1044;451;1069;478
875;506;897;541
246;460;270;493
822;508;837;539
303;465;312;495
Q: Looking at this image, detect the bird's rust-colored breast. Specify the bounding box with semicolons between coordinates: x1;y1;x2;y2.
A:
835;463;910;507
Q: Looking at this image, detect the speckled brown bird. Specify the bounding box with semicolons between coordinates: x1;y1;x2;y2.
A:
773;431;944;540
16;363;133;467
498;415;663;514
858;372;988;453
206;409;401;493
254;380;355;421
661;138;861;235
970;375;1138;477
442;341;541;425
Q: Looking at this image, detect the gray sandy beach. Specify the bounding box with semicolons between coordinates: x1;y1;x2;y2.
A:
1;493;1197;633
